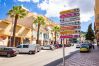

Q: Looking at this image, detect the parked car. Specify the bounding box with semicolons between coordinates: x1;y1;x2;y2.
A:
41;45;55;50
76;44;80;48
58;44;63;48
0;45;6;48
16;44;41;54
64;44;71;47
0;47;18;57
54;44;59;49
80;44;90;52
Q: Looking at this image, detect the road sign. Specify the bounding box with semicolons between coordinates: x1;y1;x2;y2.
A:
60;21;80;26
60;34;80;38
61;26;80;29
60;30;80;35
60;12;80;18
60;16;80;22
60;8;80;36
60;8;80;15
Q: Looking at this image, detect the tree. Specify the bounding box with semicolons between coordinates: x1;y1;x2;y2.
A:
52;26;60;44
8;6;28;46
85;23;95;42
33;16;45;44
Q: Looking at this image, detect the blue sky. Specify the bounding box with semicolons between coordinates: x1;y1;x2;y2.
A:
0;0;95;32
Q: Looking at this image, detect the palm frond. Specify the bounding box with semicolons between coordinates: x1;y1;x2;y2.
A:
8;6;28;19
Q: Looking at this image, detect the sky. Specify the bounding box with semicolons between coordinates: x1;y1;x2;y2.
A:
0;0;95;32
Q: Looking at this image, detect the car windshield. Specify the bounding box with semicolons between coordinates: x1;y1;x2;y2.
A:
44;45;50;47
81;44;89;48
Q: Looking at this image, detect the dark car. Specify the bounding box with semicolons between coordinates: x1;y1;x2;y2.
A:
54;44;59;48
64;44;71;47
58;44;63;48
0;47;18;57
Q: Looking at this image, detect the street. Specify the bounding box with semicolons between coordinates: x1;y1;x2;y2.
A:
57;45;99;66
0;46;78;66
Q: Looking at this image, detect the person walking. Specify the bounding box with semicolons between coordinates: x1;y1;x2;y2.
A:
92;44;95;49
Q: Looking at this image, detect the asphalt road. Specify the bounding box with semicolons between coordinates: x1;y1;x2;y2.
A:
0;45;78;66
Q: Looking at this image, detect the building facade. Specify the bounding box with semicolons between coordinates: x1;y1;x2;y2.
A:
0;12;59;46
95;0;99;45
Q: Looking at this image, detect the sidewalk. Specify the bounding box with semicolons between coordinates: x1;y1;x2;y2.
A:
57;45;99;66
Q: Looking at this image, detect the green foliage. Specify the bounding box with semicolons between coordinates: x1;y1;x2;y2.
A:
8;6;28;18
85;23;95;41
33;16;45;26
52;26;60;44
52;26;60;32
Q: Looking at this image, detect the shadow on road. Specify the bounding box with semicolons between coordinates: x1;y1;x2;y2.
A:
44;50;79;66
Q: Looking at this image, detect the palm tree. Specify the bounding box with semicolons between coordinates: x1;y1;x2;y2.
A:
33;16;45;44
52;26;60;44
8;6;28;46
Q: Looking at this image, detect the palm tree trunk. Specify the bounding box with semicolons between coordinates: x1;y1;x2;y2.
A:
31;25;34;44
11;15;18;47
55;31;57;44
36;23;40;44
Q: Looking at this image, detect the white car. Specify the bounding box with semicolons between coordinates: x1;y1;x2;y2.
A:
76;44;80;48
41;45;55;50
16;44;41;54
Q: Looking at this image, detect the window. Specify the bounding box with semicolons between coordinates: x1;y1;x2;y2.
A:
96;14;99;19
23;45;29;48
4;48;12;51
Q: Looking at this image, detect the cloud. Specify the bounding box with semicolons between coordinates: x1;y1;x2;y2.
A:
37;0;95;22
17;0;30;2
21;5;30;11
17;0;40;3
32;0;39;3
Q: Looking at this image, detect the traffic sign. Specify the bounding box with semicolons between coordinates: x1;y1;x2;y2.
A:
60;34;80;38
61;26;80;29
60;12;80;18
60;8;80;38
60;30;80;35
60;16;80;22
60;21;80;26
60;8;80;15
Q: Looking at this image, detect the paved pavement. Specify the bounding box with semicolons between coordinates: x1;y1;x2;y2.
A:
0;45;78;66
57;45;99;66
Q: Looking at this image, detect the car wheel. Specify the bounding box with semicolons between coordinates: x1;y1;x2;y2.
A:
14;54;17;56
29;51;33;54
7;54;11;57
